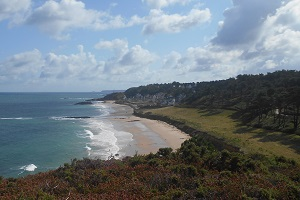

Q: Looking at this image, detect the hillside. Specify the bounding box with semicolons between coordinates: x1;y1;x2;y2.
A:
1;135;299;199
124;70;300;133
136;107;300;163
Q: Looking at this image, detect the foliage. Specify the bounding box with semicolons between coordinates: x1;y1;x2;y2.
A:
124;70;300;132
147;106;300;162
101;92;125;101
1;136;300;199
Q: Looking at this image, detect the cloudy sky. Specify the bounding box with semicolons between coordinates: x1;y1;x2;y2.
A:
0;0;299;92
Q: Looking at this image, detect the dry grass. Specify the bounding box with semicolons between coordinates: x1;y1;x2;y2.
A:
146;107;300;162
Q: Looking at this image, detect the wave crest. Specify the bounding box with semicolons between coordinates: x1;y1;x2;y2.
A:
1;117;32;120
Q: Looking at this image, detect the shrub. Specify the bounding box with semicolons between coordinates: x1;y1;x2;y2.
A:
219;170;233;178
36;190;56;200
129;155;145;167
196;185;208;198
148;158;162;167
146;152;156;160
170;175;180;187
259;188;274;200
179;141;201;163
286;184;300;199
198;168;208;176
167;189;185;199
230;156;242;171
157;147;173;157
171;164;197;177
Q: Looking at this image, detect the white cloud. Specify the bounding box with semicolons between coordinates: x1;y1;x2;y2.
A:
142;0;192;9
2;0;300;91
242;0;300;70
104;44;158;75
119;45;155;66
0;41;158;89
163;51;182;68
94;39;158;75
160;0;300;80
2;0;210;39
142;8;211;35
41;45;101;80
211;0;282;47
25;0;129;40
263;60;277;69
0;0;31;24
0;46;104;85
0;49;43;82
94;39;129;57
167;0;300;81
91;0;300;84
166;45;243;78
186;46;242;71
190;0;300;78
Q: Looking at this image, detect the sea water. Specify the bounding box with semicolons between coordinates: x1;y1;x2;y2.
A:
0;92;132;178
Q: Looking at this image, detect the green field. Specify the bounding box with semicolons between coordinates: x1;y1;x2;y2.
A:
145;107;300;162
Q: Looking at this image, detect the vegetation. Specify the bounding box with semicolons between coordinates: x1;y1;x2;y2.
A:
142;107;300;163
1;70;299;199
1;136;299;199
125;70;300;133
92;92;125;101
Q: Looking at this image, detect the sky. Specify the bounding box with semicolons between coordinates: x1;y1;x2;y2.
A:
0;0;299;92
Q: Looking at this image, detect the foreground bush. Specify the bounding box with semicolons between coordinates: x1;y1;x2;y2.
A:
0;136;299;199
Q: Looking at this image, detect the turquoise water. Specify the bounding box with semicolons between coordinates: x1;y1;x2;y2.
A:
0;92;108;178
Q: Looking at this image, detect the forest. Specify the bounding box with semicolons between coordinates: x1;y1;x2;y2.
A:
124;70;300;133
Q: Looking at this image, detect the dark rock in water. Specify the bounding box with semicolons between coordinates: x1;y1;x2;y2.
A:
75;101;93;105
64;116;91;119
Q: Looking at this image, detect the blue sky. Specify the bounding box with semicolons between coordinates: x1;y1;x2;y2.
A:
0;0;299;92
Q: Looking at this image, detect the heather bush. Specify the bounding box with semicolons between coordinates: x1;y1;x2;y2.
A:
1;136;300;199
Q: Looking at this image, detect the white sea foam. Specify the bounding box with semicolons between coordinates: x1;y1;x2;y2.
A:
1;117;32;120
18;164;37;175
61;97;92;100
92;102;111;116
21;164;37;171
84;130;94;139
85;144;92;151
85;144;92;156
50;116;79;121
68;101;134;160
50;116;66;121
81;117;133;160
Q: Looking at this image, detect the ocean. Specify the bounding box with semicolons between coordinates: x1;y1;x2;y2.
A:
0;92;132;178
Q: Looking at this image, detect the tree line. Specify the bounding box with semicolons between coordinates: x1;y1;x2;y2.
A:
124;70;300;132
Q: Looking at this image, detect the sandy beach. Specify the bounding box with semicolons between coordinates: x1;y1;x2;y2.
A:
103;101;190;156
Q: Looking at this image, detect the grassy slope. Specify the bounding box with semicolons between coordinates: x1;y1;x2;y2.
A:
146;107;300;163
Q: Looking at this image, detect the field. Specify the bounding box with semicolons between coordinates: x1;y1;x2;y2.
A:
145;107;300;162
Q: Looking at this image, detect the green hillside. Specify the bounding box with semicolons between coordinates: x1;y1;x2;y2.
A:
124;70;300;133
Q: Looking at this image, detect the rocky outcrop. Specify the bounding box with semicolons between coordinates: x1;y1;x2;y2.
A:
75;101;93;105
64;116;91;119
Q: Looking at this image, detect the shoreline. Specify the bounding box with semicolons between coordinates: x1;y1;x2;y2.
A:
102;101;190;157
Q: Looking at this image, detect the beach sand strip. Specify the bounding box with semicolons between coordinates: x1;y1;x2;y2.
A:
103;101;191;157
